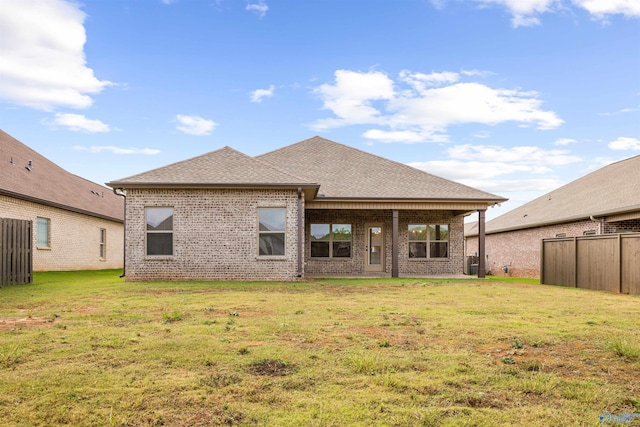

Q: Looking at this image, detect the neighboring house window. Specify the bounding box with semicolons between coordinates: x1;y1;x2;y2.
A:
36;217;50;248
556;233;566;238
583;230;596;236
258;208;286;256
408;224;449;258
310;223;352;258
146;207;173;256
99;228;107;259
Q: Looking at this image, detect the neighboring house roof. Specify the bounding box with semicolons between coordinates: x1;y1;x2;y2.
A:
467;155;640;236
0;129;123;223
464;221;479;236
107;146;320;196
257;136;505;201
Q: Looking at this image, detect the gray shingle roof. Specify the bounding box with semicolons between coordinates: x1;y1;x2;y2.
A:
258;136;506;201
107;146;318;188
0;129;123;222
475;155;640;235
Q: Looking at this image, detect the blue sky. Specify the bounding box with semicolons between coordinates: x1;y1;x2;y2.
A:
1;0;639;220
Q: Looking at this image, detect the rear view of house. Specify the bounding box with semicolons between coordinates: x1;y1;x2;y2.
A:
107;136;505;281
0;130;124;271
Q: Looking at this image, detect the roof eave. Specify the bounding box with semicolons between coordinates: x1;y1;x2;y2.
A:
0;189;124;223
467;204;640;237
312;196;507;204
105;182;321;200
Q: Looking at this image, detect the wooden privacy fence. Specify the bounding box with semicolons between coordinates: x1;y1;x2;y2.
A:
0;218;33;287
541;233;640;295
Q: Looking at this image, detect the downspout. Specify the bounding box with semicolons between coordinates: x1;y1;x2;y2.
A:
113;188;126;278
589;215;604;235
297;187;303;278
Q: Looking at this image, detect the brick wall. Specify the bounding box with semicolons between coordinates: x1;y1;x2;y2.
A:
603;219;640;234
465;219;601;278
0;194;123;271
305;210;464;276
124;188;302;281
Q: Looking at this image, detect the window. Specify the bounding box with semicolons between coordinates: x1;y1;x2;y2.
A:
258;208;286;256
310;223;352;258
36;217;50;248
99;228;107;259
408;224;449;258
583;230;596;236
146;207;173;256
555;233;566;238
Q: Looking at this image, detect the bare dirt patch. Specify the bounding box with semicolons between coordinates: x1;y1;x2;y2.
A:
0;317;52;331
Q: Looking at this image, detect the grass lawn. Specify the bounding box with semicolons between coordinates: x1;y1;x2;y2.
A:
0;271;639;426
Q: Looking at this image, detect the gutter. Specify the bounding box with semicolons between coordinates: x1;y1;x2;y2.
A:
112;188;126;278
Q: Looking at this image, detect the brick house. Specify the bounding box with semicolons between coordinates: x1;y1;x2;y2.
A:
465;155;640;278
0;130;124;271
107;136;506;281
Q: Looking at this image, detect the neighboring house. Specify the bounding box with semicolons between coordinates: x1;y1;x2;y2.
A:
0;130;124;271
465;155;640;278
107;136;505;281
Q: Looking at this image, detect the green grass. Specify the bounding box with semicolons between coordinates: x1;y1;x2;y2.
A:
0;270;639;426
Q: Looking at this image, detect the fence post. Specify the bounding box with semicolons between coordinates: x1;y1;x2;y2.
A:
618;234;622;293
573;237;578;288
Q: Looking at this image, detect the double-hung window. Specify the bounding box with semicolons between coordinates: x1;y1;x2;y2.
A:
258;208;286;256
99;228;107;259
310;223;352;258
408;224;449;258
36;217;50;248
146;207;173;256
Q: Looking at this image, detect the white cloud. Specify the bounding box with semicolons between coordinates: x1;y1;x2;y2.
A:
0;0;112;110
457;0;640;26
50;113;110;133
246;1;269;18
250;85;275;103
363;129;448;143
608;136;640;150
408;160;541;180
73;146;160;155
471;0;558;27
399;70;459;90
600;106;638;116
175;114;217;136
312;69;395;131
572;0;640;17
446;144;581;166
554;137;577;146
312;69;563;142
407;144;581;191
473;130;491;138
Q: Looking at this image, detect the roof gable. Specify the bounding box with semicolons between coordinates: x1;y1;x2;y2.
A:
257;136;505;201
481;155;640;234
107;146;317;188
0;129;123;222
